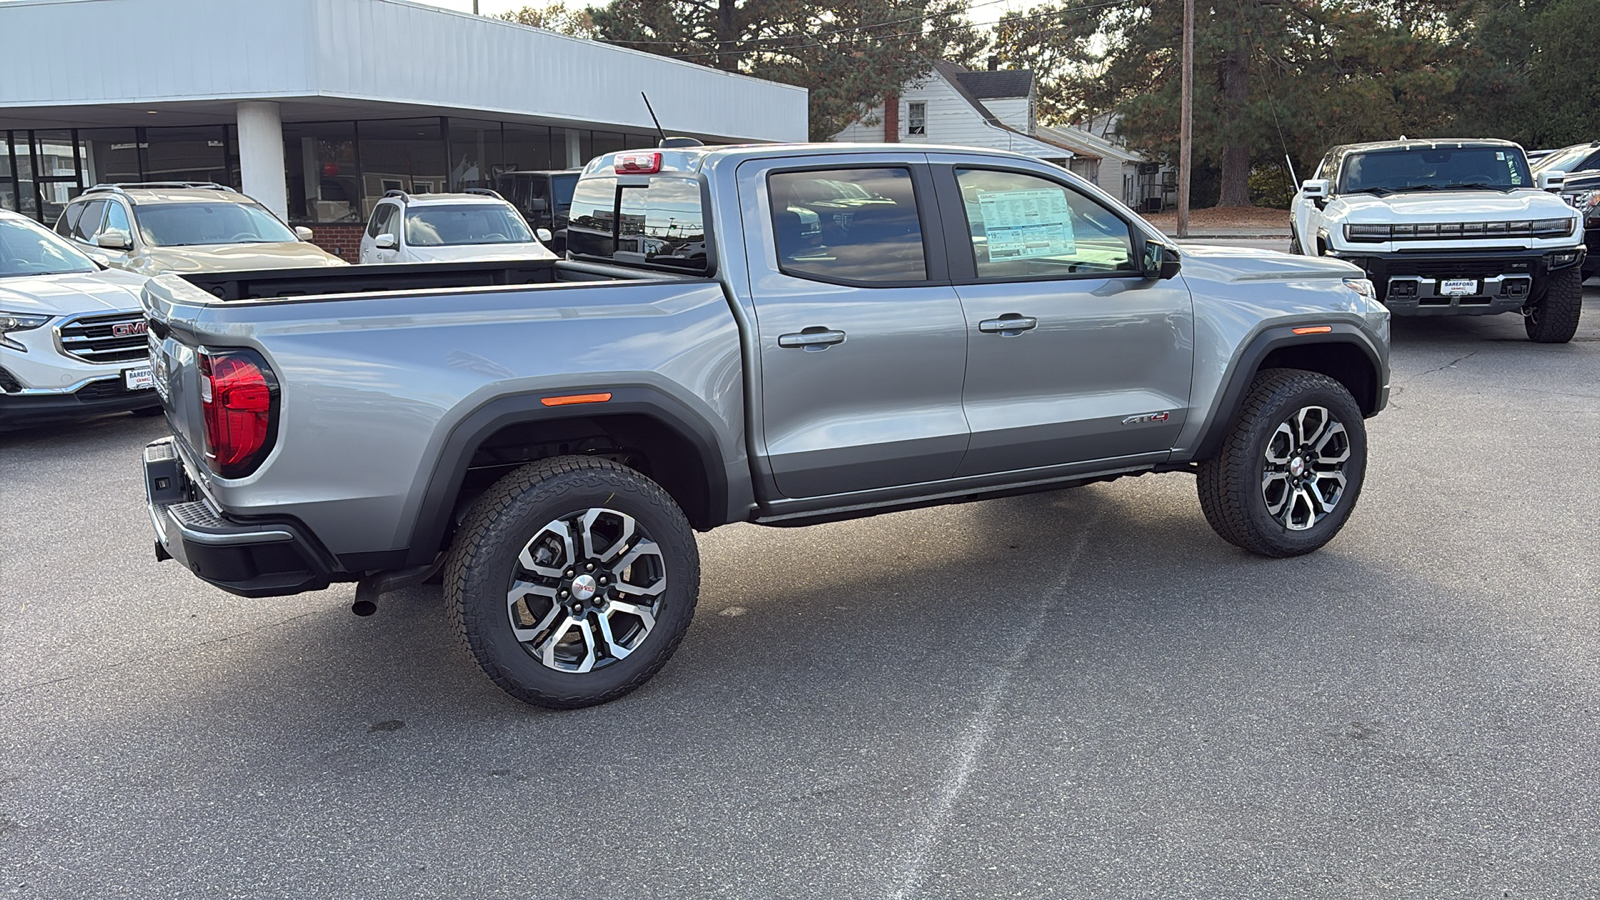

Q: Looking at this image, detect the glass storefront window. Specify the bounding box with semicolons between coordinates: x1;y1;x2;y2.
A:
357;118;446;217
591;131;626;161
502;123;553;174
283;121;360;224
1;134;16;212
447;118;502;191
80;128;142;187
142;126;228;186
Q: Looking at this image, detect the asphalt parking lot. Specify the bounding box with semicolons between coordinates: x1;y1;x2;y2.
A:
3;279;1599;899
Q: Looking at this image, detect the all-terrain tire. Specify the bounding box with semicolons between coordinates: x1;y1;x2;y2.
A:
1524;267;1583;343
444;455;700;709
1197;369;1368;557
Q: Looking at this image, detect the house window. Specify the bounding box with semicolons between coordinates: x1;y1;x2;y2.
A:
907;102;926;136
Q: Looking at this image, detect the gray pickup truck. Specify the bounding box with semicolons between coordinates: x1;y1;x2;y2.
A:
140;144;1391;708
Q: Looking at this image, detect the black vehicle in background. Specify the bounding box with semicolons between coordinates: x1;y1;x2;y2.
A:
1560;167;1600;278
495;169;581;255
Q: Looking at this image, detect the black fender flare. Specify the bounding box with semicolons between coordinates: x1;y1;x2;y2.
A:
1190;323;1387;463
402;386;732;567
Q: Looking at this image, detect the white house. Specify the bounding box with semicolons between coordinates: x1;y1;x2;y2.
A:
832;62;1162;209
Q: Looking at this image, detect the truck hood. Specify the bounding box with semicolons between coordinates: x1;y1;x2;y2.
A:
1176;243;1364;280
1330;191;1573;223
0;268;147;316
402;242;557;263
142;243;349;274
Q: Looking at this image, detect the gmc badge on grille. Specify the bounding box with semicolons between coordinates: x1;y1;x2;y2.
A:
113;321;149;338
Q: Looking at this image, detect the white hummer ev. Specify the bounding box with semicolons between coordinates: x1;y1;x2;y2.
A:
1291;139;1586;343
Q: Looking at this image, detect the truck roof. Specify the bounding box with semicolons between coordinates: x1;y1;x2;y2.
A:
1330;138;1524;155
582;142;1089;178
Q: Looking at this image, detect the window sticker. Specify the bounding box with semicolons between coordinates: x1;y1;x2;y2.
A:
977;189;1075;260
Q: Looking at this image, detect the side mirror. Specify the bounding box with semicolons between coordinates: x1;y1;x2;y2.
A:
373;233;397;250
1538;170;1566;192
96;229;132;251
1300;179;1330;199
294;226;314;240
535;228;553;244
1141;240;1181;280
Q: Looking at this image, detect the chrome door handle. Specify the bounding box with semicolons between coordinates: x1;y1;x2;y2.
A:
778;328;847;350
978;315;1038;335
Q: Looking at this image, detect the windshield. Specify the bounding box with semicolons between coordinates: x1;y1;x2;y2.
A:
136;202;298;247
404;204;535;246
1532;145;1596;175
1340;147;1531;194
0;217;98;278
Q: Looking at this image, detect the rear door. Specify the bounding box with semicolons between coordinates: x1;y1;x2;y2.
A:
929;156;1193;476
739;154;970;499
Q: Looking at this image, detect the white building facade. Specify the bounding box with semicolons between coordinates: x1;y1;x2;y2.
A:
0;0;807;254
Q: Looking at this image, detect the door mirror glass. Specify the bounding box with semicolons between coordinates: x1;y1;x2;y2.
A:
96;229;132;251
1140;241;1180;280
373;233;397;250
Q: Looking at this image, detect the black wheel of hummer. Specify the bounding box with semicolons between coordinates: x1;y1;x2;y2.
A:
444;456;700;709
1197;369;1367;557
1523;267;1583;343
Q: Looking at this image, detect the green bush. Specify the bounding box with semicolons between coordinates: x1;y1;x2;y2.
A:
1249;164;1296;209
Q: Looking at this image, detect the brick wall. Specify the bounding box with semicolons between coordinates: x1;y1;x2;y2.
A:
307;223;366;262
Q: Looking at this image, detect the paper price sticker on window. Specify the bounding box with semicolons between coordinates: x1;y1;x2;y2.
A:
977;189;1075;261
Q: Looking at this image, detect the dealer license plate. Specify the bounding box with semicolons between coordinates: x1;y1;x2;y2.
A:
124;366;155;391
1440;278;1478;296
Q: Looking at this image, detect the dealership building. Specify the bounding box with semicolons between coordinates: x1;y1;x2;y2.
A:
0;0;808;256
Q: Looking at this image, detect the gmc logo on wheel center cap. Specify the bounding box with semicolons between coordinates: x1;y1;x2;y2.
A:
112;321;148;338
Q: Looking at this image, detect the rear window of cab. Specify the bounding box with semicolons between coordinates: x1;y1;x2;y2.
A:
567;174;709;273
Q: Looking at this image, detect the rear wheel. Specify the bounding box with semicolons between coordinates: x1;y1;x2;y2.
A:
444;456;700;708
1198;369;1368;557
1523;268;1583;343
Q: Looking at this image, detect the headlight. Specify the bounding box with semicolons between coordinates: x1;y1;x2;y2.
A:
1531;216;1578;237
1564;189;1600;222
1342;277;1377;302
0;311;52;352
1345;223;1389;241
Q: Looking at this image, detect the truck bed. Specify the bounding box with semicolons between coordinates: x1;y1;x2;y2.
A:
174;258;699;301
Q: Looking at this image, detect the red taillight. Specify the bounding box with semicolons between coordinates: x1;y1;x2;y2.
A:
614;152;662;174
199;349;277;478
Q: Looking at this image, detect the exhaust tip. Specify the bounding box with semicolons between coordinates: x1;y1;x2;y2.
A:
351;599;377;617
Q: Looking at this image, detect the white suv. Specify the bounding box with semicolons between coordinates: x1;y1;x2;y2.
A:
1291;139;1586;343
359;189;556;264
0;209;158;426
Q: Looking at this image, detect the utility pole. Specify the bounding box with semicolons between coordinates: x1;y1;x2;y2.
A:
1177;0;1193;238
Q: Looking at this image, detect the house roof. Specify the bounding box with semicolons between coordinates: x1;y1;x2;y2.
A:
953;69;1035;100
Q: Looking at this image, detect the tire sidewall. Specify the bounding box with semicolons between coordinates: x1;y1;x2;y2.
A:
1237;376;1368;555
459;466;700;704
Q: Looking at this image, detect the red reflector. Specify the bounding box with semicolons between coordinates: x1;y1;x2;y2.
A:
1292;326;1333;335
200;350;277;477
614;152;662;175
540;392;612;407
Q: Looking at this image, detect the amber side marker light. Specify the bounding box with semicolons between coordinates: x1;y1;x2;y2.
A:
1292;326;1333;335
541;392;613;407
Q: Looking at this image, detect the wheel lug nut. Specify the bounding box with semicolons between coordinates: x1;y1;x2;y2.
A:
585;563;595;572
559;589;568;597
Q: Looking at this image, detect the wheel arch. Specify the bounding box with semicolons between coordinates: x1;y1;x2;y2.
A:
1192;325;1385;462
404;388;731;567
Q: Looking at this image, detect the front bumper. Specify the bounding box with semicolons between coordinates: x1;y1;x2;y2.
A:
144;437;335;597
0;374;158;427
1330;247;1585;316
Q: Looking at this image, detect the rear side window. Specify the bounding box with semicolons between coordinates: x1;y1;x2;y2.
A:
768;167;927;284
568;174;709;273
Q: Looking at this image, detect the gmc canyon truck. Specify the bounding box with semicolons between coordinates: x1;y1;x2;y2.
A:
141;144;1391;708
1291;139;1587;342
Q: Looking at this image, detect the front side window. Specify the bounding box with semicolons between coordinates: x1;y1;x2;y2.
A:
954;168;1136;279
366;203;394;239
769;167;927;284
1339;146;1531;194
135;202;298;247
102;201;131;239
403;204;533;246
0;217;98;277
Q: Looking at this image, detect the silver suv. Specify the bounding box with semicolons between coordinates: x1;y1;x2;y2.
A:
55;182;347;275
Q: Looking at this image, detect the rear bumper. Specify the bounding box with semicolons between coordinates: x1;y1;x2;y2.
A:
1330;247;1585;316
143;437;335;597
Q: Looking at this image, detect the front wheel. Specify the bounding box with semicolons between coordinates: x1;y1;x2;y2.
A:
1523;267;1583;343
1197;369;1368;557
444;456;700;708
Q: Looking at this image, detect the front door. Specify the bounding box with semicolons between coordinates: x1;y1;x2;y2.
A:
740;156;970;499
930;160;1194;476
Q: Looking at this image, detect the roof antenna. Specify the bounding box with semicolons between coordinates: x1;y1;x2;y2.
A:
641;93;703;149
642;93;667;145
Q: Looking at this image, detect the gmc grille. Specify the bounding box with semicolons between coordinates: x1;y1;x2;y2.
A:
57;312;150;365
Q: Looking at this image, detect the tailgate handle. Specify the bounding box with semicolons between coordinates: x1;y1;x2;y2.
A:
778;328;846;351
147;318;169;339
978;314;1037;335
